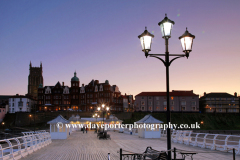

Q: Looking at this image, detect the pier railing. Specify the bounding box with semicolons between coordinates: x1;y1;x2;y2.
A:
0;131;51;160
171;130;240;154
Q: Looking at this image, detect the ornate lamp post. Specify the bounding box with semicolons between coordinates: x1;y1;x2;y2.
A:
93;113;100;131
93;113;100;123
97;104;109;132
138;14;195;160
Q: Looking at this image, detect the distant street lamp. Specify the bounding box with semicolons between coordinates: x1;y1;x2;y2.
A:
29;114;32;127
97;104;109;131
138;14;195;160
2;122;4;132
93;113;100;131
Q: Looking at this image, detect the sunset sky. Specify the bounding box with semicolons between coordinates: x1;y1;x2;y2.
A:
0;0;240;98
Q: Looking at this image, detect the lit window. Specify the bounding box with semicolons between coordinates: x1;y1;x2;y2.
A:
181;101;186;105
163;101;167;105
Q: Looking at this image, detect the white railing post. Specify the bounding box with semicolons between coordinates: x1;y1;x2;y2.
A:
14;138;22;157
172;130;180;143
179;131;186;144
237;140;240;154
193;133;200;147
201;133;208;148
187;131;192;145
211;134;218;150
21;136;29;155
5;139;13;159
177;131;183;143
224;135;231;151
35;134;42;149
0;143;3;160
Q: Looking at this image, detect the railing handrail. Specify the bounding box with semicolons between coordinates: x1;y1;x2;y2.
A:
0;130;51;159
172;130;240;154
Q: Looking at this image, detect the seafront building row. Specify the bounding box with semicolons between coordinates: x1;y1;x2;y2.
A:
0;62;239;122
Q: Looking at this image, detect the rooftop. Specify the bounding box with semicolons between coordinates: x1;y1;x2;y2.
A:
136;90;198;97
201;92;236;98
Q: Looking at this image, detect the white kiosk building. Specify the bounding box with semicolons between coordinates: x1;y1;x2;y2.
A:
47;115;70;139
135;114;163;138
48;114;123;139
104;115;123;131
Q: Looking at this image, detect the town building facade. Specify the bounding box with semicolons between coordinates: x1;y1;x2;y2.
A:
122;94;134;112
8;94;36;113
0;95;11;122
37;72;124;112
199;92;239;113
135;90;199;112
0;95;12;113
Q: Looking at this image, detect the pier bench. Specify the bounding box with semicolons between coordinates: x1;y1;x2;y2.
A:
143;146;167;160
97;131;111;140
179;151;197;160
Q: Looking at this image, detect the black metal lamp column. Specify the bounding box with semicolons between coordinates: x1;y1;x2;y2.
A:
138;14;195;160
93;113;99;131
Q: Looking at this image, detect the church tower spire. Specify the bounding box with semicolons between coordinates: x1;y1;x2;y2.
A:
28;62;44;99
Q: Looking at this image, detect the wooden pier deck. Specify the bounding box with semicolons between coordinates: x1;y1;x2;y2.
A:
21;131;239;160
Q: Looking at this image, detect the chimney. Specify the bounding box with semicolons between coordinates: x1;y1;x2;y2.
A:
62;82;64;86
125;93;126;96
94;80;99;84
204;92;206;96
234;92;237;97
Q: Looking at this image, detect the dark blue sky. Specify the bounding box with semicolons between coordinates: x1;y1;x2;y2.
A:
1;0;240;97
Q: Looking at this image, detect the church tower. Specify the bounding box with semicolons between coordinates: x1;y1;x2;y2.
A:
28;61;43;99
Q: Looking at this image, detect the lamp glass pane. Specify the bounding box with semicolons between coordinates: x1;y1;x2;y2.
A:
180;37;193;51
160;24;164;37
140;36;152;50
161;22;172;37
140;37;144;50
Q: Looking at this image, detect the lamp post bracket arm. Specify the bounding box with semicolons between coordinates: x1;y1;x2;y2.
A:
149;55;166;66
169;56;185;66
